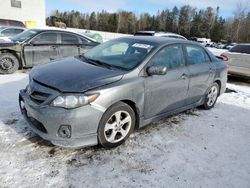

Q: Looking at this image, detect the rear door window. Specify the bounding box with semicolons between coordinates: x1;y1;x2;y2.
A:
61;33;80;44
186;45;211;65
229;45;250;54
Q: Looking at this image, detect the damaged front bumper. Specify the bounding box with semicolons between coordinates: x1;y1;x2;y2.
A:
19;89;104;148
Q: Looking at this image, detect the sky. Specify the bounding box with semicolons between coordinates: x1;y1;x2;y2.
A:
45;0;249;18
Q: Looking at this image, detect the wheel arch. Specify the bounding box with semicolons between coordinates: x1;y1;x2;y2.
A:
214;79;221;95
121;99;140;130
0;49;22;68
104;99;140;130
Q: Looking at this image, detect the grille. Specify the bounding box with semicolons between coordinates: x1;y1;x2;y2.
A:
28;82;52;105
30;90;50;104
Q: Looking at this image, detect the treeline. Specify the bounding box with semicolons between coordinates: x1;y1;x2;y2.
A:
50;5;250;42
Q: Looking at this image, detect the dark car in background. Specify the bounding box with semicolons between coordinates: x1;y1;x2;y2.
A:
221;44;250;77
19;37;227;148
0;29;99;74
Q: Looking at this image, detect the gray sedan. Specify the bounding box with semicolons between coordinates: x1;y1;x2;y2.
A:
19;37;227;148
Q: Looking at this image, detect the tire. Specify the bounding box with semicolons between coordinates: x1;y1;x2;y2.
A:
203;82;219;109
98;102;136;148
0;53;19;74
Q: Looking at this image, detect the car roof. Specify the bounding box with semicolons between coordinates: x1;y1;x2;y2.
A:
27;28;98;42
117;36;194;46
235;43;250;46
135;31;187;39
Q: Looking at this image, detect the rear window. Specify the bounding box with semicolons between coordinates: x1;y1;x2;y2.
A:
229;45;250;54
0;19;25;28
1;28;24;36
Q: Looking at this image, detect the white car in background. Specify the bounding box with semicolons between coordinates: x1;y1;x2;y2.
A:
0;27;25;41
221;44;250;77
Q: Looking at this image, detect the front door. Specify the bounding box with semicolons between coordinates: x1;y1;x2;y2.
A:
144;44;189;119
23;32;59;67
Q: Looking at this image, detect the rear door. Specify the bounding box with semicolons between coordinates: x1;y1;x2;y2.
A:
144;44;189;119
184;44;215;105
58;32;80;58
78;37;98;54
23;32;59;66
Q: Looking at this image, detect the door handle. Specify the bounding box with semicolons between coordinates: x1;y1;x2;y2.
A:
209;68;214;75
181;74;188;80
50;46;57;49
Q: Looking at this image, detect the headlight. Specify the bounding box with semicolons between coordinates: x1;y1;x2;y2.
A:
51;94;99;109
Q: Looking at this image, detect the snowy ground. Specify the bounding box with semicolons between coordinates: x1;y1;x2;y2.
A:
0;72;250;188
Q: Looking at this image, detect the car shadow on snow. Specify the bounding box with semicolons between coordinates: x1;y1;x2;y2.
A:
228;75;250;87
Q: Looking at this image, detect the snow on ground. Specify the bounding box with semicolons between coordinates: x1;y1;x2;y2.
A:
206;47;228;56
0;73;250;188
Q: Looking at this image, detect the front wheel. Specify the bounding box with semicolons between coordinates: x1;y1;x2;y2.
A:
0;53;19;74
203;83;219;109
98;102;135;148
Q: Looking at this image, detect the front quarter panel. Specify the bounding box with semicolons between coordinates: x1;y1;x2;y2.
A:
89;72;145;118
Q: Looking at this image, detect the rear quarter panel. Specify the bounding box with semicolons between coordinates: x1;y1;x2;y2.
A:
214;59;228;95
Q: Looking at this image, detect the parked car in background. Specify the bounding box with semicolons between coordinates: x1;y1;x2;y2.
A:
0;19;25;28
0;27;25;41
221;44;250;77
0;29;99;74
19;36;227;148
222;43;237;50
134;31;187;40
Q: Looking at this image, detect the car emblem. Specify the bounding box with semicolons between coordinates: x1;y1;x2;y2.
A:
27;86;33;95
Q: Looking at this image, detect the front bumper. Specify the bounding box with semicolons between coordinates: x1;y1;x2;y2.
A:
19;89;104;148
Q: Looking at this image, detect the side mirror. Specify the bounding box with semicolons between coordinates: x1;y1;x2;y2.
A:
147;65;167;76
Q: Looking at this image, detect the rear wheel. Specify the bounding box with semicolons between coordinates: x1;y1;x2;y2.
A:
0;53;19;74
203;83;219;109
98;102;135;148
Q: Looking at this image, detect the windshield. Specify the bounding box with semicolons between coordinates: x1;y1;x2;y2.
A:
0;27;7;32
84;38;156;70
11;30;39;42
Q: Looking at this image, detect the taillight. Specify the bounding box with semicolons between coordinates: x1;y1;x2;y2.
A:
220;54;229;61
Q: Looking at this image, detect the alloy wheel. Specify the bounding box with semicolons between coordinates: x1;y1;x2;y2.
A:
207;86;218;107
104;110;132;143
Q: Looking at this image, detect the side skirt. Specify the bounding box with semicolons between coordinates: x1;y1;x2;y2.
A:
139;98;204;128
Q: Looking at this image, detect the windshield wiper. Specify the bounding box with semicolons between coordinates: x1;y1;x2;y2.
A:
87;58;113;69
79;55;113;70
79;55;128;71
